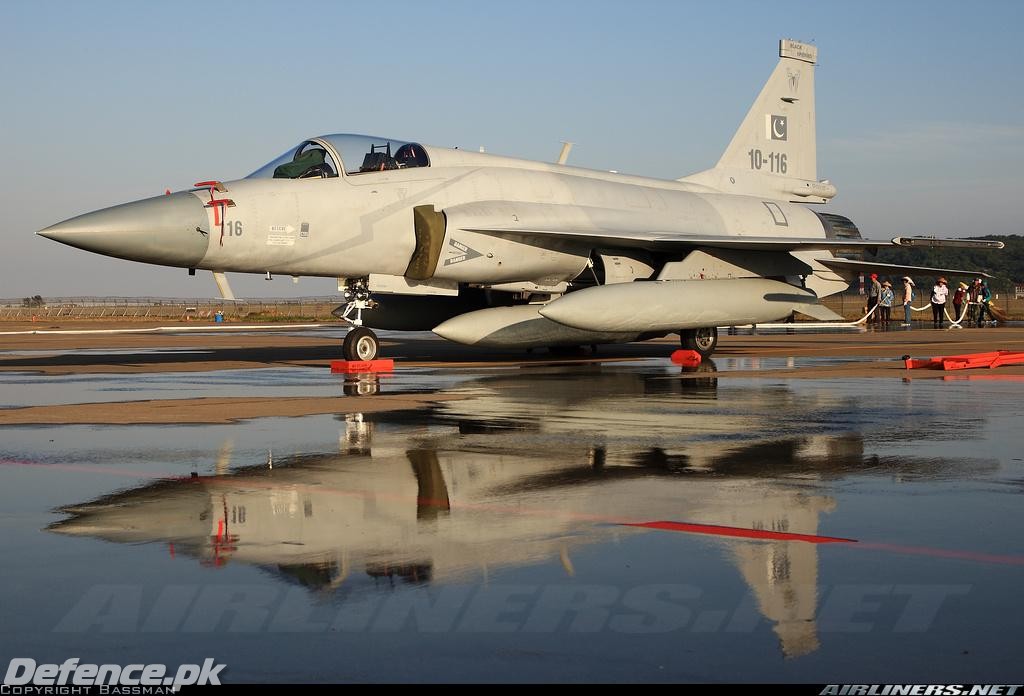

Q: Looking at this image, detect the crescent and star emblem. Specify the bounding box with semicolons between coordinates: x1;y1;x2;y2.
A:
771;115;787;141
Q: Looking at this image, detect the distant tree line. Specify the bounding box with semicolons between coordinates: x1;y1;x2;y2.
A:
22;295;44;307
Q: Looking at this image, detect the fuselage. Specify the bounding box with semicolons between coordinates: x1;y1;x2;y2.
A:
39;135;838;286
37;133;862;352
199;142;834;282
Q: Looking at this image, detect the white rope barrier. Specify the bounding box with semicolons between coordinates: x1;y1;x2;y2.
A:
943;301;971;329
852;302;881;325
743;301;881;330
753;297;988;331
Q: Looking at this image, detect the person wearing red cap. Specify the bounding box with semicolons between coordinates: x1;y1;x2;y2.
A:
868;273;882;325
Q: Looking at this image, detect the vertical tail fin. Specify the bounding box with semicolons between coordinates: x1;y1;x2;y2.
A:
681;40;835;203
719;39;818;181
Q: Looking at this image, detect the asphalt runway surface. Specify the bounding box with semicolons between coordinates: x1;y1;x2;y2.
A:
1;323;1022;682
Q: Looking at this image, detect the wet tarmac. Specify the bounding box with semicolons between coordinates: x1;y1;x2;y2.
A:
1;346;1023;682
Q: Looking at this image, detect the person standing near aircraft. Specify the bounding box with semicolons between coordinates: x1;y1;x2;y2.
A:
953;282;967;323
968;278;983;325
867;273;882;325
930;277;949;328
977;280;993;326
879;280;894;327
902;277;916;327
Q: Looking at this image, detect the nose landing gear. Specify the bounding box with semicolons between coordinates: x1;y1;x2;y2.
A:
334;278;381;361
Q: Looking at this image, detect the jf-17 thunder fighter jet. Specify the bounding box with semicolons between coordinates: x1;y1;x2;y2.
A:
39;39;1000;361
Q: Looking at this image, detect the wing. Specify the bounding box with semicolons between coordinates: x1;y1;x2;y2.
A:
446;201;1003;254
462;225;909;252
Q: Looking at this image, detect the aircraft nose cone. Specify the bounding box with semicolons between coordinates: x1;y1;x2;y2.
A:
38;191;211;268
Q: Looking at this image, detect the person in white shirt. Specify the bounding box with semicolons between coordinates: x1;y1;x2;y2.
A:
902;277;916;326
931;277;949;328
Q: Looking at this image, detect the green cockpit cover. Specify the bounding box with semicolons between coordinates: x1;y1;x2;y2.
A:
273;148;326;179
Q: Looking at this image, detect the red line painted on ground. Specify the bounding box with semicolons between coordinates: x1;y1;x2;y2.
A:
629;520;1024;566
623;520;856;544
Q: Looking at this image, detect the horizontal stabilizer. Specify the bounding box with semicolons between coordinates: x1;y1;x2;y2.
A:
893;237;1004;250
819;257;994;279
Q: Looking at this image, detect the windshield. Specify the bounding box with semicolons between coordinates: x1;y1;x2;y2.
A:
247;140;340;179
247;134;429;179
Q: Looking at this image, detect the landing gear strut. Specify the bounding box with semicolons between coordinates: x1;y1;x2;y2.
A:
334;278;381;361
679;327;718;359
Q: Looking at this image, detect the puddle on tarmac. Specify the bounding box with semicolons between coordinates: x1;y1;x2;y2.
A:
0;364;1022;682
0;355;880;409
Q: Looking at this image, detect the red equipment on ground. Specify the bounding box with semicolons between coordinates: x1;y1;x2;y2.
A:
905;351;1024;371
670;350;703;368
330;359;395;374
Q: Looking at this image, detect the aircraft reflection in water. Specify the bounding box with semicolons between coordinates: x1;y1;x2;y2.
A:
50;368;997;658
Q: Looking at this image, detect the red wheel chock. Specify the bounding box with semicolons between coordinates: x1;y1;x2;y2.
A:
331;359;395;374
670;350;703;368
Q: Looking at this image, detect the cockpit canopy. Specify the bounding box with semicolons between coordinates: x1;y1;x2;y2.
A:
247;134;429;179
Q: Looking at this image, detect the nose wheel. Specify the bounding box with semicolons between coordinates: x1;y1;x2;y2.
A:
334;278;383;361
679;327;718;359
343;327;380;361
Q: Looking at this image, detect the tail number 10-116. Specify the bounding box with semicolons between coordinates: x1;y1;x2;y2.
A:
748;149;787;174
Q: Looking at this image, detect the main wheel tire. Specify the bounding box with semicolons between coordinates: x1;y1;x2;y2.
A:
343;327;380;361
679;327;718;359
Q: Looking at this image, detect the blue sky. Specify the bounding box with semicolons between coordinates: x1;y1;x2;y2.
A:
2;0;1022;297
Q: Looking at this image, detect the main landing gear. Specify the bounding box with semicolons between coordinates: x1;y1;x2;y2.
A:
679;327;718;359
335;278;381;361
